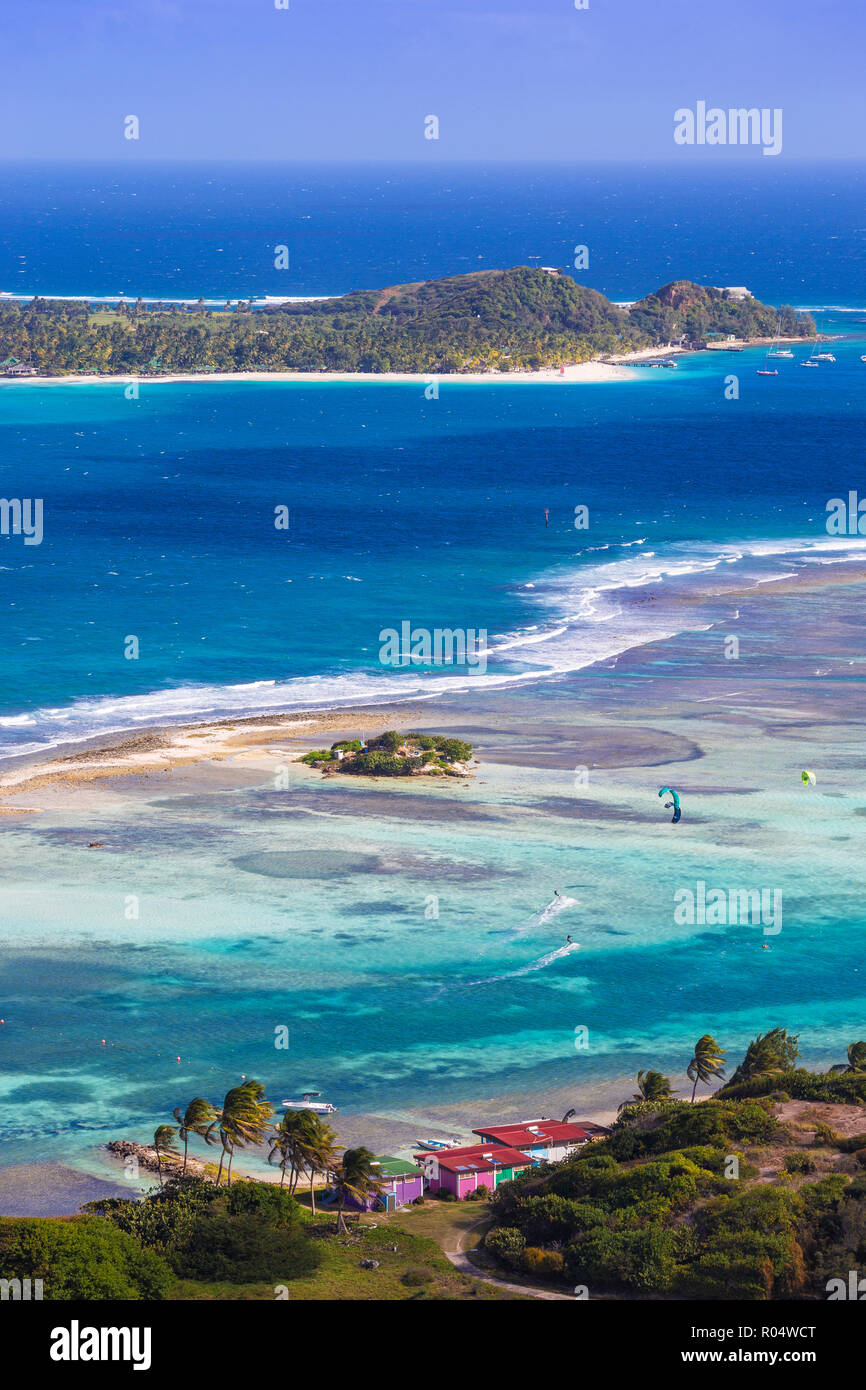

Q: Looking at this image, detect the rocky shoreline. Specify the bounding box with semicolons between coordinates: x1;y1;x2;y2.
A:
106;1139;212;1182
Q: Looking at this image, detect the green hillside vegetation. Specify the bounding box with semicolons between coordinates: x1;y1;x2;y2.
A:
628;280;807;346
299;730;474;777
483;1029;866;1299
0;1177;518;1301
0;269;815;376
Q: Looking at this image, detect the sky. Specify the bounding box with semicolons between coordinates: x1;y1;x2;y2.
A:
0;0;864;161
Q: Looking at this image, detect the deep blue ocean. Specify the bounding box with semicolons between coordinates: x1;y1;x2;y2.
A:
1;318;865;756
1;164;866;1191
2;161;866;306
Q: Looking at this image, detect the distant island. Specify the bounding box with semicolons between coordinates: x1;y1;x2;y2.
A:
298;731;474;777
0;269;816;377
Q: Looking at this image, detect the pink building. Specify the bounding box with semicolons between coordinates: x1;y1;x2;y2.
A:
413;1144;535;1199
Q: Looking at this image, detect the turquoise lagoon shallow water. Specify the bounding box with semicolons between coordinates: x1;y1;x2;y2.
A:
2;319;866;1184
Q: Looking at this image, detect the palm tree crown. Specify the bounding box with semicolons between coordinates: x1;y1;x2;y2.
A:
172;1097;218;1175
686;1034;727;1102
216;1080;274;1186
618;1069;675;1111
331;1147;386;1232
153;1124;180;1185
829;1040;866;1074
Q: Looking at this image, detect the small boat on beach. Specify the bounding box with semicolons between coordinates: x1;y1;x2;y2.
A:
281;1090;338;1114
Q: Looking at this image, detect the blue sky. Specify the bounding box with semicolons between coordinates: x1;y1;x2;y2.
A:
0;0;863;160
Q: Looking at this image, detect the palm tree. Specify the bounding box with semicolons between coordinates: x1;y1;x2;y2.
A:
830;1041;866;1074
153;1125;180;1185
330;1147;385;1234
297;1115;341;1216
216;1080;274;1187
269;1109;311;1191
172;1098;219;1175
727;1027;800;1087
686;1035;727;1102
618;1069;674;1110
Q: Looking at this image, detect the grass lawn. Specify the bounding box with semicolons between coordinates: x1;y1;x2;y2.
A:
170;1206;524;1300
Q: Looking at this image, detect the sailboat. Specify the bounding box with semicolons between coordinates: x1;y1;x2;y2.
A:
757;317;780;375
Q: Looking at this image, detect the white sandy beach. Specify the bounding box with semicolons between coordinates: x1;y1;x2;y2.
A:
0;361;641;388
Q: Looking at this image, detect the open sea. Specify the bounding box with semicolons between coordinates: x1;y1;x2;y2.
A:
1;163;865;1197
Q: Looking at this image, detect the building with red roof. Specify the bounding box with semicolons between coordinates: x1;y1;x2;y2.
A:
472;1118;609;1163
413;1143;536;1199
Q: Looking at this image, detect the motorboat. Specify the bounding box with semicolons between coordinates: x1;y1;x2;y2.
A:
281;1090;337;1114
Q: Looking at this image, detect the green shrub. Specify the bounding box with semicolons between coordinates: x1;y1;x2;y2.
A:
0;1217;174;1300
783;1152;816;1174
298;749;333;764
522;1247;565;1279
836;1133;866;1154
676;1250;773;1300
813;1122;841;1147
223;1181;304;1228
485;1226;526;1268
331;739;362;751
719;1068;866;1106
434;737;473;763
367;730;403;752
401;1266;434;1286
566;1224;685;1294
799;1175;849;1216
87;1177;303;1254
169;1212;320;1283
339;751;412;776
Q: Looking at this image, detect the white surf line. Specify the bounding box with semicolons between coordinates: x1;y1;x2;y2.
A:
692;691;749;702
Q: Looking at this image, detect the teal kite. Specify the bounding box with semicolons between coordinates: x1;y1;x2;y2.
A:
659;787;681;824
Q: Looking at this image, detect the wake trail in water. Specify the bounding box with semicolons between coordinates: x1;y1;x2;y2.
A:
536;895;579;924
467;941;580;986
485;895;579;948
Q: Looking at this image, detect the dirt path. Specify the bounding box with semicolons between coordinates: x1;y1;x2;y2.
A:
442;1216;575;1301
